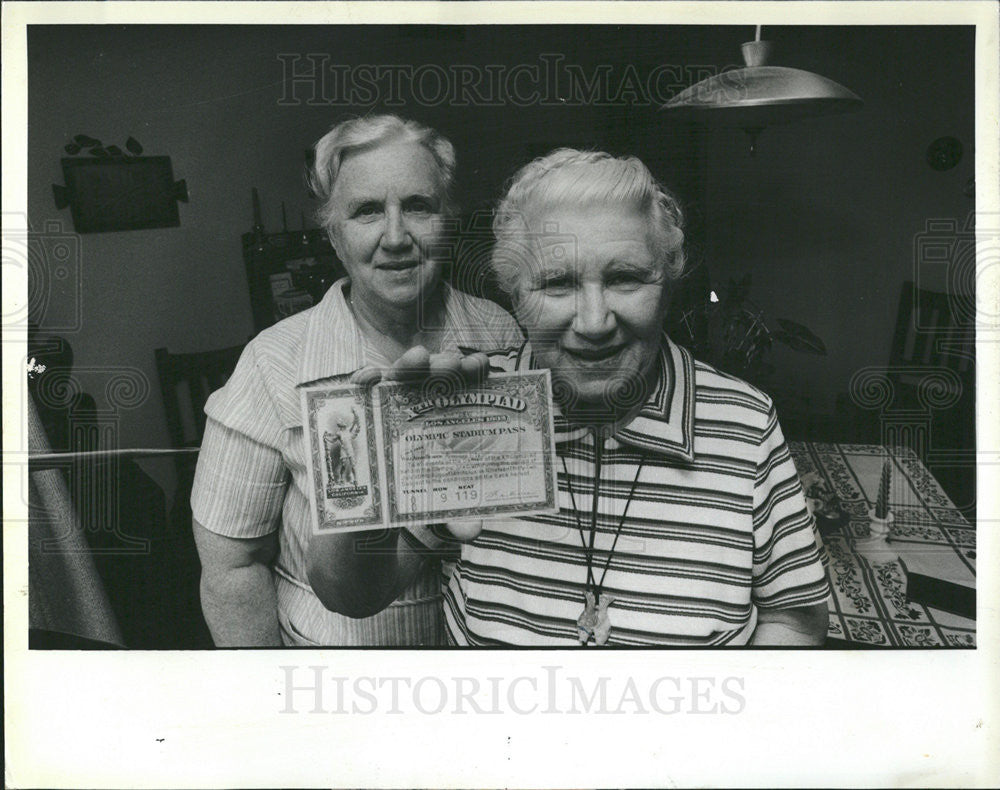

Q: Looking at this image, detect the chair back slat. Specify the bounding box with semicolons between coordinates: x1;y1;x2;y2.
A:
888;281;975;403
189;375;210;440
154;342;247;477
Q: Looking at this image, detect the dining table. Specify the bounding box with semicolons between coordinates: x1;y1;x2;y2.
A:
789;442;976;647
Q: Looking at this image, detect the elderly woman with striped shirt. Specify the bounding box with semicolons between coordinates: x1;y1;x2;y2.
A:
312;148;831;646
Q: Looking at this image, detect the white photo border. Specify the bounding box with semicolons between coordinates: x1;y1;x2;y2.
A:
3;2;998;787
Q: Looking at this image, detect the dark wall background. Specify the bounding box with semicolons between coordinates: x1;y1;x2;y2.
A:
28;25;975;497
701;26;975;415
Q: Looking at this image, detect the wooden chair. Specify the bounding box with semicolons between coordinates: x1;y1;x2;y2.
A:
888;281;974;401
154;342;247;460
839;282;975;517
153;342;247;648
892;282;975;518
154;342;248;526
840;282;974;426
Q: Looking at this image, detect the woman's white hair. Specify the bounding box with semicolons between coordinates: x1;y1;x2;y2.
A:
307;114;457;231
491;148;686;296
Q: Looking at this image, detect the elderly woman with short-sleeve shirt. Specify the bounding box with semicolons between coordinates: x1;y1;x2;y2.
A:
191;116;522;646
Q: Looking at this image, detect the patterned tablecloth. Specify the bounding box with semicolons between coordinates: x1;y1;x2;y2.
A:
788;443;976;647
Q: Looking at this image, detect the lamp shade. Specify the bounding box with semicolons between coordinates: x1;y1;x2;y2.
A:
662;66;863;126
661;39;863;127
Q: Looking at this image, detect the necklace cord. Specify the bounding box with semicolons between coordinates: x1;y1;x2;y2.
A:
596;459;644;591
561;449;596;590
560;430;646;600
588;433;602;587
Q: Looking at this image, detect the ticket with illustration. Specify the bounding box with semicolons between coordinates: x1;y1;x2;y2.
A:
300;370;558;534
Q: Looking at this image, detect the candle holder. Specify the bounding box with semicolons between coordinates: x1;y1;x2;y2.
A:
855;508;896;555
867;507;893;540
856;455;897;556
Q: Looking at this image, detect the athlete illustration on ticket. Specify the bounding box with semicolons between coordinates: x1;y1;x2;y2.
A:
300;371;557;534
301;383;383;532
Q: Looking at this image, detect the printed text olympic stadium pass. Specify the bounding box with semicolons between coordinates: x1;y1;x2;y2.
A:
300;371;558;533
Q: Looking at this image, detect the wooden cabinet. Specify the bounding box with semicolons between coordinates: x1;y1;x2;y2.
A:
241;228;345;333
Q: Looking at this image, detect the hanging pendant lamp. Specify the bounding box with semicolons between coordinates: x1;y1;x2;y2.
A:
661;26;863;153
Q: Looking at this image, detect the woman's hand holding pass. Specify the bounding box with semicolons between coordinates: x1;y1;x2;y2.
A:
350;345;490;387
350;345;491;546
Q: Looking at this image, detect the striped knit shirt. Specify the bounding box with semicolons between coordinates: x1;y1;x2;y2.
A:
191;278;523;646
443;337;831;646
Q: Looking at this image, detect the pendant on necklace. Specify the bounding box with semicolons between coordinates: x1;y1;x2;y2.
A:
576;591;614;645
576;590;598;644
594;594;614;645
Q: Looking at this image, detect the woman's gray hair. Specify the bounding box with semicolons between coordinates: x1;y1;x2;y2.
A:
491;148;686;296
308;114;457;230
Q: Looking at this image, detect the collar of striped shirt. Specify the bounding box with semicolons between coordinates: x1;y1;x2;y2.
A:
505;334;696;463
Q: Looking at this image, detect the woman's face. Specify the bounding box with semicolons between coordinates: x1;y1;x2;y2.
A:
512;203;669;416
329;139;447;310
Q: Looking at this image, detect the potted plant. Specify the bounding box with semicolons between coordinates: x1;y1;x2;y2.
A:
671;274;827;390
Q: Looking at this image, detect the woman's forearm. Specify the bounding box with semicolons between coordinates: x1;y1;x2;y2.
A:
306;529;427;618
750;603;829;646
200;563;282;646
